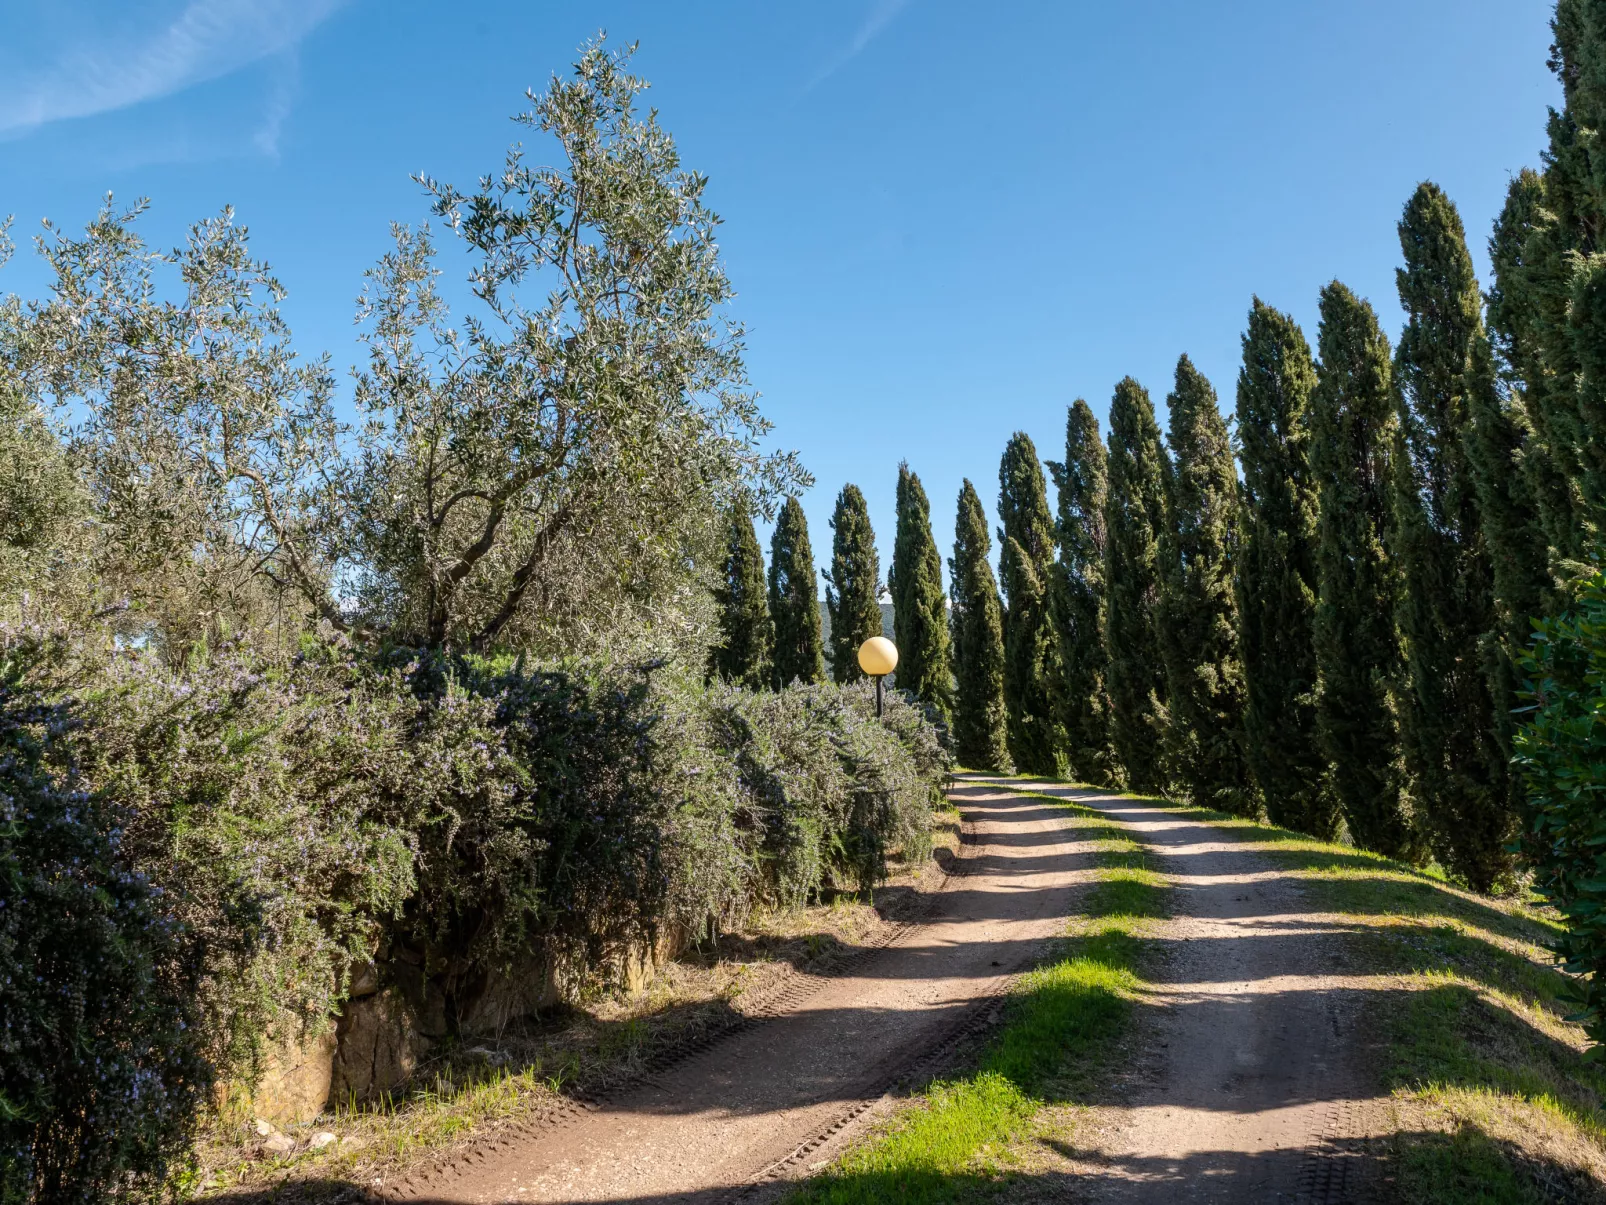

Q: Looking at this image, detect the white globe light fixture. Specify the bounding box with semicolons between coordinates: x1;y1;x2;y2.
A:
857;636;899;716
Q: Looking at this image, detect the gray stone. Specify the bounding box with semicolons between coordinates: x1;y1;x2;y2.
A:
347;960;380;999
261;1133;296;1155
455;954;559;1036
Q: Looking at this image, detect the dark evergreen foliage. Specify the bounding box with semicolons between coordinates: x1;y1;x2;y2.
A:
889;463;952;723
997;433;1063;774
824;484;883;683
1236;299;1334;837
1310;282;1416;858
0;664;211;1204
1390;182;1512;891
768;496;826;688
1103;378;1171;794
1540;1;1606;540
1047;400;1117;785
949;480;1011;771
1467;321;1552;816
710;506;773;690
1158;356;1253;814
1515;571;1606;1048
1487;168;1586;573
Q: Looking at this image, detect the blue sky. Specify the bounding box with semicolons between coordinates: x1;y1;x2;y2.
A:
0;0;1561;595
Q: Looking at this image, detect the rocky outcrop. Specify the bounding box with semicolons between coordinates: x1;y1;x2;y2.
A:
247;1026;337;1127
319;933;685;1105
330;987;424;1103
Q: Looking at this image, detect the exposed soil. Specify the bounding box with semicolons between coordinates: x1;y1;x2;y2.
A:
375;779;1101;1203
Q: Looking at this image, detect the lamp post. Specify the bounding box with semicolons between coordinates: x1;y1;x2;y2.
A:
857;636;899;717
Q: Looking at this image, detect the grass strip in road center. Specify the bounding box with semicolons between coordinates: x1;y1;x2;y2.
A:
790;782;1166;1205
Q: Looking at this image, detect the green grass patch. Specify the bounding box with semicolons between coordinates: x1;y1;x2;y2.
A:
790;786;1163;1205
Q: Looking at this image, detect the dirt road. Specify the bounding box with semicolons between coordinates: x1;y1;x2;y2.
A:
1023;782;1380;1203
396;780;1099;1203
391;779;1381;1203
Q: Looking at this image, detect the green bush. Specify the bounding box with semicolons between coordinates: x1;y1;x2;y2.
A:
0;626;950;1082
0;639;210;1204
1514;569;1606;1048
705;680;945;913
60;637;422;1079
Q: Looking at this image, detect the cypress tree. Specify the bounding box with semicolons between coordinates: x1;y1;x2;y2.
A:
824;484;883;683
1536;1;1606;541
1487;169;1585;573
1482;170;1582;824
1103;377;1170;795
1310;282;1415;858
998;433;1062;774
1158;355;1252;814
950;479;1011;771
1391;182;1512;891
1047;400;1117;785
1236;299;1334;838
889;463;952;723
710;505;773;689
1467;317;1552;818
768;496;825;687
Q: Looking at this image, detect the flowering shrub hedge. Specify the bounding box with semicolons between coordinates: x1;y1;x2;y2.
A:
1;626;950;1110
0;639;210;1205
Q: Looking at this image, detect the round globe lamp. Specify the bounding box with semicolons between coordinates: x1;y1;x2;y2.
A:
857;636;899;716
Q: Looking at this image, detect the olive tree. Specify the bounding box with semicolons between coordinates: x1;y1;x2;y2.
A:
2;39;804;658
350;41;803;651
0;196;342;652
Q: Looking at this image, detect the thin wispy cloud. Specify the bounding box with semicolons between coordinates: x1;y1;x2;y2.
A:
805;0;914;92
0;0;347;137
254;52;300;159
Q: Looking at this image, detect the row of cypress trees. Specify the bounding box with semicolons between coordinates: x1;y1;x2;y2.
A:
717;2;1606;893
958;162;1596;893
710;471;954;698
713;173;1557;892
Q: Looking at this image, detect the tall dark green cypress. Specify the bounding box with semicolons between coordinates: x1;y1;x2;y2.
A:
950;480;1011;772
1391;183;1512;891
1158;356;1252;814
1487;169;1584;574
1310;282;1416;858
768;496;825;688
1467;312;1552;819
711;505;773;689
1048;400;1117;785
998;433;1062;774
824;484;883;683
1482;169;1582;826
889;463;952;722
1103;378;1170;795
1537;1;1606;542
1236;299;1334;838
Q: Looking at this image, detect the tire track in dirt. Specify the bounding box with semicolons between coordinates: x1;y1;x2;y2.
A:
395;778;1101;1204
1013;783;1385;1204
